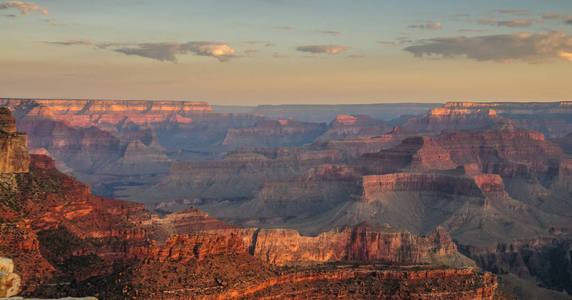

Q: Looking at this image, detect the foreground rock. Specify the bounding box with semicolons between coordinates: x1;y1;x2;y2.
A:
0;257;20;298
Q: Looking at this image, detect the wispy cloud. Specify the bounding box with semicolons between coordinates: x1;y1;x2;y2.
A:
316;30;341;35
409;22;442;30
296;45;350;55
44;40;93;46
404;31;572;63
542;12;572;25
43;40;237;62
275;26;295;30
114;42;236;62
478;18;535;27
542;13;572;20
0;1;47;15
497;9;529;15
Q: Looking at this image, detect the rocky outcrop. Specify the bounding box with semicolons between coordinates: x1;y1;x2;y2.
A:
361;173;484;202
459;237;572;295
317;114;388;141
212;265;500;300
404;101;572;138
402;103;501;134
358;136;456;174
0;257;20;298
0;108;29;173
0;99;212;128
247;223;466;267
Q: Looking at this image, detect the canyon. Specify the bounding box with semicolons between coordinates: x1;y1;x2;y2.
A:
1;100;572;298
0;107;506;299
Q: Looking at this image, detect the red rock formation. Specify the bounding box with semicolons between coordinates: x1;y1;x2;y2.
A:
317;114;389;141
358;136;456;174
361;173;483;202
0;108;29;173
246;224;462;266
402;103;501;134
437;125;563;177
0;98;212;128
212;265;500;300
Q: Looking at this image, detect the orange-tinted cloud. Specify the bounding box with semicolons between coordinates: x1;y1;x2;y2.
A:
114;42;236;62
0;1;47;15
409;22;442;30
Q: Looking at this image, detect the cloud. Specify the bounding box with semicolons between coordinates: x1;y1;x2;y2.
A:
316;30;341;35
114;41;236;62
0;1;47;15
542;13;572;25
296;45;350;55
94;41;135;49
409;22;442;30
275;26;295;30
44;40;93;46
497;9;529;15
458;29;487;33
542;13;572;20
1;13;17;18
403;31;572;63
478;18;535;27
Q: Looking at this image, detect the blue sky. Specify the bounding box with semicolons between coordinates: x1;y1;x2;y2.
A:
1;0;571;104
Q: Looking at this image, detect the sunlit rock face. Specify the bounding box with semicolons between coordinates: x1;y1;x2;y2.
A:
0;257;21;298
0;108;29;174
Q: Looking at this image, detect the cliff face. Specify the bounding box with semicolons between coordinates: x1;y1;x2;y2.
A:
0;108;29;173
402;101;572;138
0;99;264;199
358;137;456;174
0;99;212;128
247;224;465;267
361;173;485;202
402;104;501;134
460;237;572;295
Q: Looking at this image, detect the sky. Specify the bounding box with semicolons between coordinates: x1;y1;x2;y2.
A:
0;0;571;105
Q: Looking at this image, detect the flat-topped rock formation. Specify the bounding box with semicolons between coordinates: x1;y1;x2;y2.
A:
358;136;456;174
317;114;389;141
0;98;212;114
223;119;328;148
